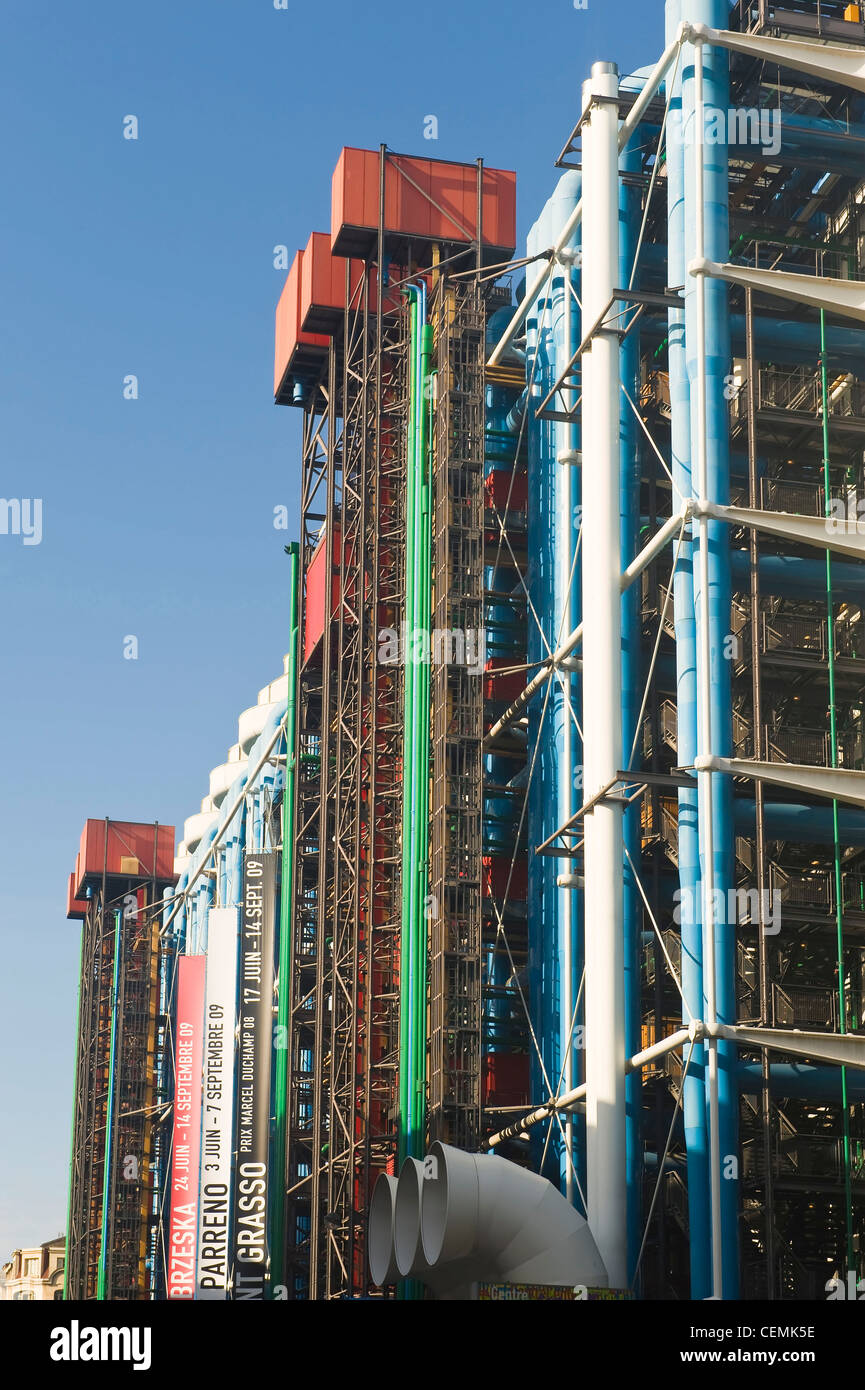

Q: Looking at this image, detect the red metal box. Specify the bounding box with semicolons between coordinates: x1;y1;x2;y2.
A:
331;148;517;264
73;819;178;899
274;247;330;404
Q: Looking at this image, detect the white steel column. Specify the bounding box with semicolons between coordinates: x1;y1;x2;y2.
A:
691;37;723;1301
580;59;626;1289
562;251;576;1207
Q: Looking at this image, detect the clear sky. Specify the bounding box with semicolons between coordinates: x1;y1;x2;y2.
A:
0;0;665;1258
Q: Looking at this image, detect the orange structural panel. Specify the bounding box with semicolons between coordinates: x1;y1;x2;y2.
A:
73;819;178;900
274;248;330;403
304;527;341;663
66;872;89;920
300;231;401;330
301;232;358;334
331;148;517;262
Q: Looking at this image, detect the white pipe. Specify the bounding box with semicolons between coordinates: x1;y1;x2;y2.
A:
418;1143;608;1290
485;621;584;744
487;1028;695;1147
381;1160;472;1298
562;221;577;1207
487;255;563;370
394;1158;427;1278
691;37;723;1303
621;507;689;589
487;35;683;368
488;505;686;747
618;34;684;150
557;873;584;890
367;1174;400;1286
581;59;627;1291
159;714;286;938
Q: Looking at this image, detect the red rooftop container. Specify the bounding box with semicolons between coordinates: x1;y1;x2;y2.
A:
66;872;89;920
274;247;330;405
301;232;357;334
71;819;178;905
331;148;516;264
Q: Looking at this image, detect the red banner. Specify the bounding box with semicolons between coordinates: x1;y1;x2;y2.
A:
167;954;206;1299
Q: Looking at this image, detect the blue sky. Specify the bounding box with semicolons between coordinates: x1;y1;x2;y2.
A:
0;0;664;1258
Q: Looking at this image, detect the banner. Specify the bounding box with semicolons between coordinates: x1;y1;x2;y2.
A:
196;908;239;1300
166;954;206;1299
230;853;277;1300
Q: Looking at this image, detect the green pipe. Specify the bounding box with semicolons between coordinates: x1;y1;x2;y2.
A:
270;540;300;1296
97;910;122;1301
820;310;856;1276
63;914;86;1299
399;292;419;1166
399;290;434;1175
413;320;434;1153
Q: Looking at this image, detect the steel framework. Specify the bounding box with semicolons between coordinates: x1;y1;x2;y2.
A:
67;850;165;1300
284;241;409;1300
428;277;486;1151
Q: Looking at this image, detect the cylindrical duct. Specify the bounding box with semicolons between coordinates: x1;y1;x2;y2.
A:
368;1174;400;1288
419;1142;609;1289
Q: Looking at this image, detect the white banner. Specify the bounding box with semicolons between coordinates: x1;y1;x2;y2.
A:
196;907;239;1300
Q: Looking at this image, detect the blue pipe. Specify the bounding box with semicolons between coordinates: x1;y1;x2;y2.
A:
731;552;865;604
526;172;583;1198
734;799;865;845
552;173;584;1205
739;1064;865;1103
644;312;865;370
683;1;739;1297
620;75;646;1283
731;316;865;368
666;0;711;1300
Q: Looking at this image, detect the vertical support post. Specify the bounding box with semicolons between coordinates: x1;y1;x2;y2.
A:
97;909;122;1300
619;74;645;1281
746;284;776;1298
561;252;575;1208
271;540;300;1294
581;59;626;1289
666;0;711;1300
64;912;85;1300
554;181;582;1206
475;157;484;276
688;9;737;1297
691;35;724;1303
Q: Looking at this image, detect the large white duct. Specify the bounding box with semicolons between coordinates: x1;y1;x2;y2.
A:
388;1157;473;1299
370;1143;609;1296
367;1174;400;1287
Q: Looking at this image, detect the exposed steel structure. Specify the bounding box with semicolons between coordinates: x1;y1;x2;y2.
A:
65;820;176;1300
277;147;518;1298
428;276;486;1151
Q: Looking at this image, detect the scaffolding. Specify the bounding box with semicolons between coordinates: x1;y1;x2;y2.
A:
428;277;486;1151
284;233;409;1300
66;831;171;1301
278;144;524;1297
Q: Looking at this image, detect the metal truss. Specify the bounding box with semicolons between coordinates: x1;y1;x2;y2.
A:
428;276;486;1151
67;867;162;1300
284;247;408;1301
